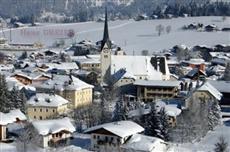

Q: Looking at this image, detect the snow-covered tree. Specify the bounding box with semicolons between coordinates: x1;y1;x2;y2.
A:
223;62;230;81
145;102;161;138
0;74;11;112
159;108;170;141
214;136;229;152
9;87;27;113
208;99;221;130
16;122;37;152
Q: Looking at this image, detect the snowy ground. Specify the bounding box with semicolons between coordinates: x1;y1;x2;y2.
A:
0;16;229;54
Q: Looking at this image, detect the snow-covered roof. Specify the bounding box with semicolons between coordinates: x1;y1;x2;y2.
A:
0;109;27;125
41;62;79;70
32;75;94;91
85;121;144;138
155;100;182;117
128;107;151;118
32;117;75;136
111;55;170;80
182;58;205;65
121;134;166;152
208;80;230;93
197;82;222;100
186;68;206;77
13;71;51;80
134;80;181;87
27;93;69;107
6;76;36;91
76;58;100;64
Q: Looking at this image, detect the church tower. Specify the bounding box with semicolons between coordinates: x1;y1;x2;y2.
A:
100;7;112;85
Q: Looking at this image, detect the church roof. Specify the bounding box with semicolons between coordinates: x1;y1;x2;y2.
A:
101;7;112;50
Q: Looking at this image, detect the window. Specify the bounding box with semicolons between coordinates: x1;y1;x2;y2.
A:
53;109;55;113
34;116;36;119
59;133;62;137
40;109;42;112
39;116;42;120
104;55;108;58
46;109;48;112
34;108;36;112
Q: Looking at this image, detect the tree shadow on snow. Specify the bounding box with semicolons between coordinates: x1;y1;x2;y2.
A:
137;34;158;37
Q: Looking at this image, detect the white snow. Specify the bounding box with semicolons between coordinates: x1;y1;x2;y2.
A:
111;55;165;80
85;121;144;138
1;16;229;54
32;117;75;135
170;122;230;152
121;134;166;152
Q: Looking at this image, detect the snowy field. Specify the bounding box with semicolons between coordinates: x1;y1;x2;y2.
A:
0;16;230;55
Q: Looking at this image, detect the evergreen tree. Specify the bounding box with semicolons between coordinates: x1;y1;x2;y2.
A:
113;99;128;122
0;75;11;112
145;102;161;138
214;136;229;152
0;75;26;113
208;100;221;130
159;108;170;141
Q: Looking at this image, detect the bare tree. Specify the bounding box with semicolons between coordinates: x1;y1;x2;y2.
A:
141;50;149;56
222;16;227;22
156;24;164;36
16;122;38;152
166;25;172;34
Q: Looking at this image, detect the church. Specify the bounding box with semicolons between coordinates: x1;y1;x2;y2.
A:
99;8;170;87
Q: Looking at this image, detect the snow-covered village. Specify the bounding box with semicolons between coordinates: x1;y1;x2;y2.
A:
0;0;230;152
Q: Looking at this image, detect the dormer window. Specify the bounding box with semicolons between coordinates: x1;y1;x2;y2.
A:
34;98;39;102
45;98;51;103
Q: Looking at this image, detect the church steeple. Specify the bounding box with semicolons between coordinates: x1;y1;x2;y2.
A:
101;6;111;50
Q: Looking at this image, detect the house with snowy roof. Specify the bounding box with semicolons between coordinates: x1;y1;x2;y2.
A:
27;93;69;120
12;71;51;85
181;58;206;72
32;75;94;108
134;80;181;102
84;121;144;152
184;81;223;110
32;117;75;148
194;81;222;101
0;109;26;141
